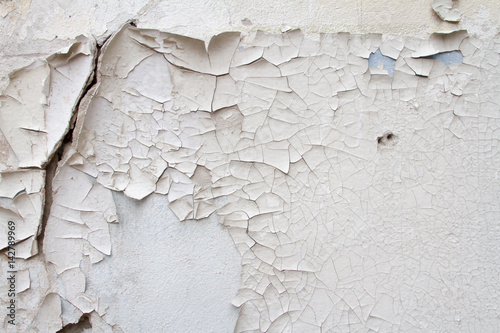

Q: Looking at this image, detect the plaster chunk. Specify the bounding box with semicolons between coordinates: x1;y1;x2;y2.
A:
432;0;462;23
0;170;44;256
32;293;63;332
412;30;467;58
44;160;117;274
0;36;96;169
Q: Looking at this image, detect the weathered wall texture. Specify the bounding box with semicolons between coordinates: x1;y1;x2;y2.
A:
1;1;499;332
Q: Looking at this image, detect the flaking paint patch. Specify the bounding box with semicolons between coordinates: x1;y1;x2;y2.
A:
0;36;96;260
432;0;462;23
3;20;500;333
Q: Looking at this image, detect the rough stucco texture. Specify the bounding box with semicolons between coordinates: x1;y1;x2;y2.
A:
1;2;500;333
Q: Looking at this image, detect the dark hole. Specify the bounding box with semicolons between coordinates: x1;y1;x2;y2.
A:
386;133;393;140
57;315;91;332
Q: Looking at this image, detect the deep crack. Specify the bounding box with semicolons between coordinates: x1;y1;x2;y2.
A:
37;34;109;254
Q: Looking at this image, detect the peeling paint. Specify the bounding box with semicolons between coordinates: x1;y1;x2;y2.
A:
0;36;96;260
2;3;500;333
432;0;462;23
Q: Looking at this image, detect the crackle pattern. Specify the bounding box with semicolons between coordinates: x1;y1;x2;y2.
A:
1;22;500;332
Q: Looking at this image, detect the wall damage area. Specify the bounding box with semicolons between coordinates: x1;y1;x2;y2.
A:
1;4;500;332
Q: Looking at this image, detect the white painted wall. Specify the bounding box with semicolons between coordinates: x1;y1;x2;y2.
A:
86;193;240;332
1;1;499;332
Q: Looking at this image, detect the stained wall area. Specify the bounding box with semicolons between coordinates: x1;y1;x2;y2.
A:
0;1;499;332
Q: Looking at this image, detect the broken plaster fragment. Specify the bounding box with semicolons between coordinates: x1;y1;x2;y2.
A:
17;269;30;293
379;39;405;60
0;36;96;169
0;170;44;257
169;64;216;112
0;36;96;260
432;0;462;23
405;57;435;77
161;31;240;75
44;160;117;274
412;30;467;58
32;293;63;332
0;62;49;169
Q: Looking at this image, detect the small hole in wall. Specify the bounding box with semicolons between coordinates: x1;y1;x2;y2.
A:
377;132;396;146
241;18;253;26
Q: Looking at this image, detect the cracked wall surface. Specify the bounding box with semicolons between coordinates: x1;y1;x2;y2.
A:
1;1;500;332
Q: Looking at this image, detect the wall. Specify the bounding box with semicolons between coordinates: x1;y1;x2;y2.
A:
0;1;499;332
